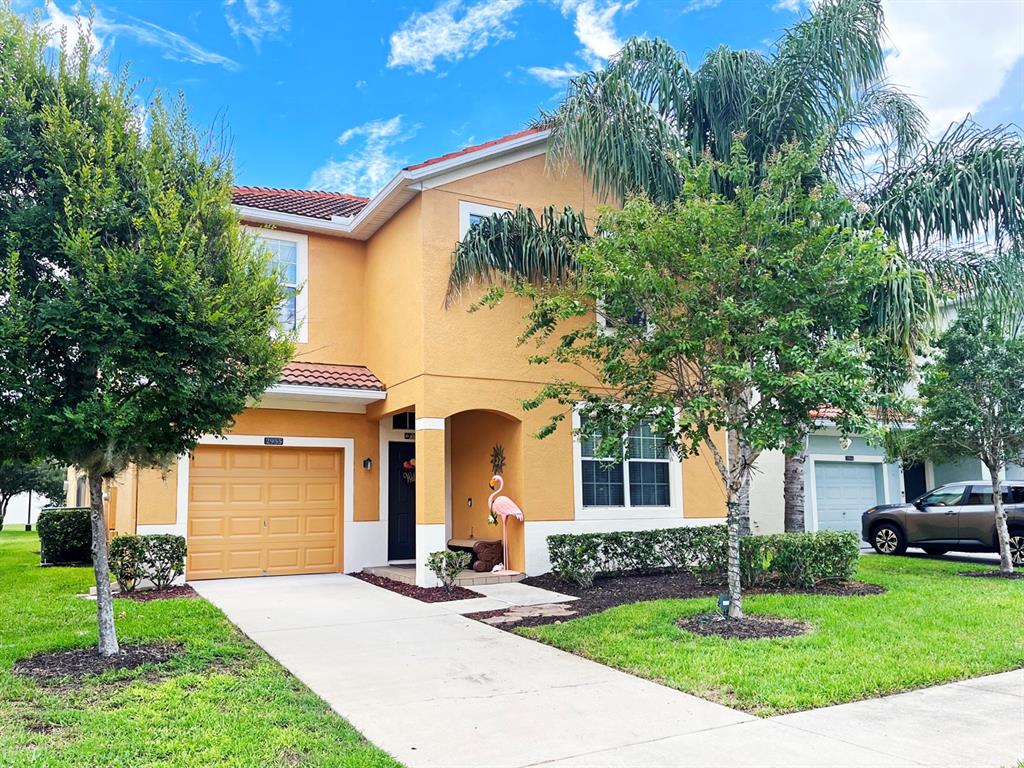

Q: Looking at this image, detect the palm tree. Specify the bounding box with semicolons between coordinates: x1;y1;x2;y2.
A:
446;0;1024;531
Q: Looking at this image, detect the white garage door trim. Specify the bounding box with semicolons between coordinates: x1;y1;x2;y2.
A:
806;453;890;533
138;435;355;568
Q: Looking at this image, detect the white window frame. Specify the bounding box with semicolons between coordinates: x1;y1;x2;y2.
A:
458;200;511;239
571;409;683;520
246;226;309;344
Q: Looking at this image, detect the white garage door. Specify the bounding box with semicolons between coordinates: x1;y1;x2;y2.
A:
814;461;879;533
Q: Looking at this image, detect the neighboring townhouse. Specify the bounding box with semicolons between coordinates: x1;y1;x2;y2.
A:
70;128;729;586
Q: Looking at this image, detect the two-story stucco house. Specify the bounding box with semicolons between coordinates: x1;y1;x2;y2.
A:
71;128;728;586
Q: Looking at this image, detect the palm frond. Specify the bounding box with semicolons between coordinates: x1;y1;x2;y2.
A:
869;119;1024;251
821;83;926;191
445;206;589;306
757;0;889;165
543;38;689;204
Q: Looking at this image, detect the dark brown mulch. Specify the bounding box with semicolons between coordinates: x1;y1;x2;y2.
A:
961;570;1024;580
351;571;481;602
678;612;810;640
470;571;884;630
12;644;182;684
117;585;199;602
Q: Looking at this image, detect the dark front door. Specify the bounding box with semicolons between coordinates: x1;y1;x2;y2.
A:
388;441;416;561
903;463;928;502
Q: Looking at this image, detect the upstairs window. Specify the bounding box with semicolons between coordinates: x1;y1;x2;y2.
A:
459;201;511;239
250;228;308;343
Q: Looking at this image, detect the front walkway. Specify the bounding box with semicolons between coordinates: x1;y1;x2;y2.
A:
193;574;1023;768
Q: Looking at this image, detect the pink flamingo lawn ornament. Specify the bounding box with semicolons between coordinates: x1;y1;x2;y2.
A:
488;474;524;574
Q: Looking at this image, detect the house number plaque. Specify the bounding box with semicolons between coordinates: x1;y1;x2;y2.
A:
264;437;284;446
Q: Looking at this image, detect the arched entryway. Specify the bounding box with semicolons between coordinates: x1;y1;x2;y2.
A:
447;409;525;572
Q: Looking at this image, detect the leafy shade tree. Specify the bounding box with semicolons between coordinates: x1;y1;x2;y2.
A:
0;14;292;655
0;461;65;529
447;0;1024;530
905;308;1024;573
509;145;893;618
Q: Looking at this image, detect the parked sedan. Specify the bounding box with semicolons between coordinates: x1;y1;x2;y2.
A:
861;480;1024;565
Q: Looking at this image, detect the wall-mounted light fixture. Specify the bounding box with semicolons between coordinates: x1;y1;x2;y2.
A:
838;436;853;451
362;458;373;471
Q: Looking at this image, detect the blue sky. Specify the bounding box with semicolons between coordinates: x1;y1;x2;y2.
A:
27;0;1024;197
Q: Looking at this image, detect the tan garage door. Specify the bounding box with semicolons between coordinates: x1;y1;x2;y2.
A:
186;445;343;580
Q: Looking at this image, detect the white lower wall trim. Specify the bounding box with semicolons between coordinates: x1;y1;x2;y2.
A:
415;417;445;431
137;523;187;537
524;516;724;575
346;520;387;574
415;523;447;586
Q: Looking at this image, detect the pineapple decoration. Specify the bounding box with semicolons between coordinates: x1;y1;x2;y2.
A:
487;444;506;526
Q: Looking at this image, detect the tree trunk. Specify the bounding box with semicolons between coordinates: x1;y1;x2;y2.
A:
88;471;120;656
784;450;807;532
737;471;751;536
0;494;10;531
990;468;1014;574
725;499;743;619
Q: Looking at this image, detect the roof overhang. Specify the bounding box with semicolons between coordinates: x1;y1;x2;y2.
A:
234;129;550;241
255;383;387;414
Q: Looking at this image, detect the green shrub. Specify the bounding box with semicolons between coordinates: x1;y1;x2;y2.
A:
546;526;860;588
547;534;603;587
143;534;187;590
109;535;147;592
36;507;92;564
426;550;471;590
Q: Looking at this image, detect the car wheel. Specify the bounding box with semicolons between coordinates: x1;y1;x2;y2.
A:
872;523;907;555
920;546;948;556
1010;532;1024;567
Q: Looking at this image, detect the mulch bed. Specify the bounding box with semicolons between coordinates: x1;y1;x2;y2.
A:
468;571;883;630
12;643;182;684
678;612;811;640
117;585;199;602
961;570;1024;580
351;571;481;602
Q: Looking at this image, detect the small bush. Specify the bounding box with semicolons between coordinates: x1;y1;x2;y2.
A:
36;507;92;565
427;550;471;590
546;525;859;588
547;534;603;587
109;535;147;592
143;534;187;590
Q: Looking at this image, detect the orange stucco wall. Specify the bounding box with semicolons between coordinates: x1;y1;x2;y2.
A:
137;466;177;526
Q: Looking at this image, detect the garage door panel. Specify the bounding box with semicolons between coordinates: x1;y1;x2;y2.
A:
815;461;879;533
186;446;343;580
305;515;337;534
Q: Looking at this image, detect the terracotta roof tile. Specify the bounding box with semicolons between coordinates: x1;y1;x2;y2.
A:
232;187;369;220
278;362;384;391
404;127;546;171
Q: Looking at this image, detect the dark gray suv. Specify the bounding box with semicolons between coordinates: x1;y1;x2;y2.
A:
861;480;1024;564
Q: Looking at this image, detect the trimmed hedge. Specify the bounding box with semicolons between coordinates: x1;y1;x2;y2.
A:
37;507;92;565
547;525;859;588
110;534;187;592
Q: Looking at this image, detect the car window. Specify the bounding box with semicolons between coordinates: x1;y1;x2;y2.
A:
966;485;1024;506
919;488;965;507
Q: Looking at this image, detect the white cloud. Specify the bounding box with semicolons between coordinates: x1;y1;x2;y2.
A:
388;0;523;73
771;0;803;12
882;0;1024;134
224;0;289;50
308;116;417;197
41;1;239;70
525;62;583;86
559;0;634;66
683;0;721;12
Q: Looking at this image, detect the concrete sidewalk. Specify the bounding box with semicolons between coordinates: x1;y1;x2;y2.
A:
193;573;1023;768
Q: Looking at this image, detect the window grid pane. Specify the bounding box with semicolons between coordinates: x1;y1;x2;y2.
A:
627;422;665;460
628;461;670;506
581;459;625;507
261;236;299;331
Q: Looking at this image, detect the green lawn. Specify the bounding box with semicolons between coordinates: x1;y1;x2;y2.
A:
523;555;1024;716
0;530;399;768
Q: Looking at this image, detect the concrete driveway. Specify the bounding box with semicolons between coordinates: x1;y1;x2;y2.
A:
193;574;1023;768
